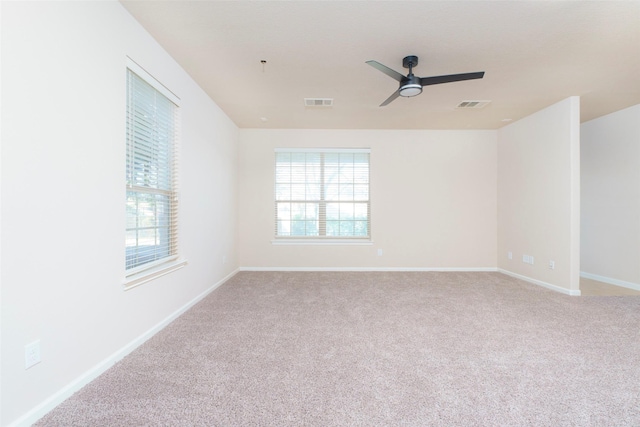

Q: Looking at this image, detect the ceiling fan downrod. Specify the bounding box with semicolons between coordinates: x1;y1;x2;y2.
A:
399;55;421;97
403;55;418;75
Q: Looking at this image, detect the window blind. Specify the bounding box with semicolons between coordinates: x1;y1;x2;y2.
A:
126;67;180;272
274;149;370;239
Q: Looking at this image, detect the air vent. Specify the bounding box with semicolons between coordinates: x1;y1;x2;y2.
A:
456;100;491;109
304;98;333;107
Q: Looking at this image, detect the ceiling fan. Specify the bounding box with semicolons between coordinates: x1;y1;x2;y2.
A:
366;55;485;106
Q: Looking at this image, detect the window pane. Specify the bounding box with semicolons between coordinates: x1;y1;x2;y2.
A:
291;184;305;200
276;203;291;220
291;220;307;236
354;221;368;236
291;164;306;183
305;220;319;236
291;152;306;163
324;166;339;185
339;184;354;201
354;184;369;201
125;230;137;251
138;228;158;248
275;152;291;164
340;203;354;220
291;203;306;220
339;152;354;164
306;162;321;183
277;220;291;236
354;203;368;219
353;153;369;165
354;166;369;184
275;164;290;183
305;203;318;220
126;193;138;229
339;221;355;236
126;190;172;268
326;220;340;236
326;203;339;220
324;153;340;167
325;184;339;201
275;183;291;201
306;183;321;200
340;164;354;182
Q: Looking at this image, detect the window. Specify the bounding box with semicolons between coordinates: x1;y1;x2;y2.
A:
275;148;370;239
125;61;180;275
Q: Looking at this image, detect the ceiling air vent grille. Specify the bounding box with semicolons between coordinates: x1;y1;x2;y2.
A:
456;100;491;109
304;98;333;107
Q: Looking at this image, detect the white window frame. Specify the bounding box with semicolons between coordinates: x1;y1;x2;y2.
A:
124;58;186;289
273;148;372;245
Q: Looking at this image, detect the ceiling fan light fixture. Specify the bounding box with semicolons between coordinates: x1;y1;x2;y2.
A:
399;84;422;97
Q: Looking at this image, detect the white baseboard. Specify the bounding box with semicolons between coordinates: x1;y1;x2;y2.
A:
11;268;239;427
580;271;640;291
498;269;581;296
239;266;498;272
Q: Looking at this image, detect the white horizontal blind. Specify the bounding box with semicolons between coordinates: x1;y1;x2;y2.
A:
126;68;179;272
275;149;370;239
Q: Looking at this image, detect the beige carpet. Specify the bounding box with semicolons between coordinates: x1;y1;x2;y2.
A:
580;277;640;296
35;271;640;426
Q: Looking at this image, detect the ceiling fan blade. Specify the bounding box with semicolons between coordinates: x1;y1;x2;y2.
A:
366;60;405;82
379;90;400;107
420;72;485;86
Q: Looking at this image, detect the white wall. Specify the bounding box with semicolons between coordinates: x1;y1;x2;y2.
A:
581;104;640;287
0;2;238;425
238;129;497;269
497;97;581;294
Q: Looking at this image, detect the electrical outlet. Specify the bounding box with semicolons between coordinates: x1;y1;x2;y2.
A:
377;249;383;256
549;260;555;270
25;340;41;369
222;255;227;264
508;251;513;260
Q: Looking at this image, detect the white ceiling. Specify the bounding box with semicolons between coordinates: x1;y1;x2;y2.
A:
120;0;640;130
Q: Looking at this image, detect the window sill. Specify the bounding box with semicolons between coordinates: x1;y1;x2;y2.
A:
271;239;373;246
123;258;188;290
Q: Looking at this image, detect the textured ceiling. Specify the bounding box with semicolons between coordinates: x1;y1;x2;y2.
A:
120;1;640;130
